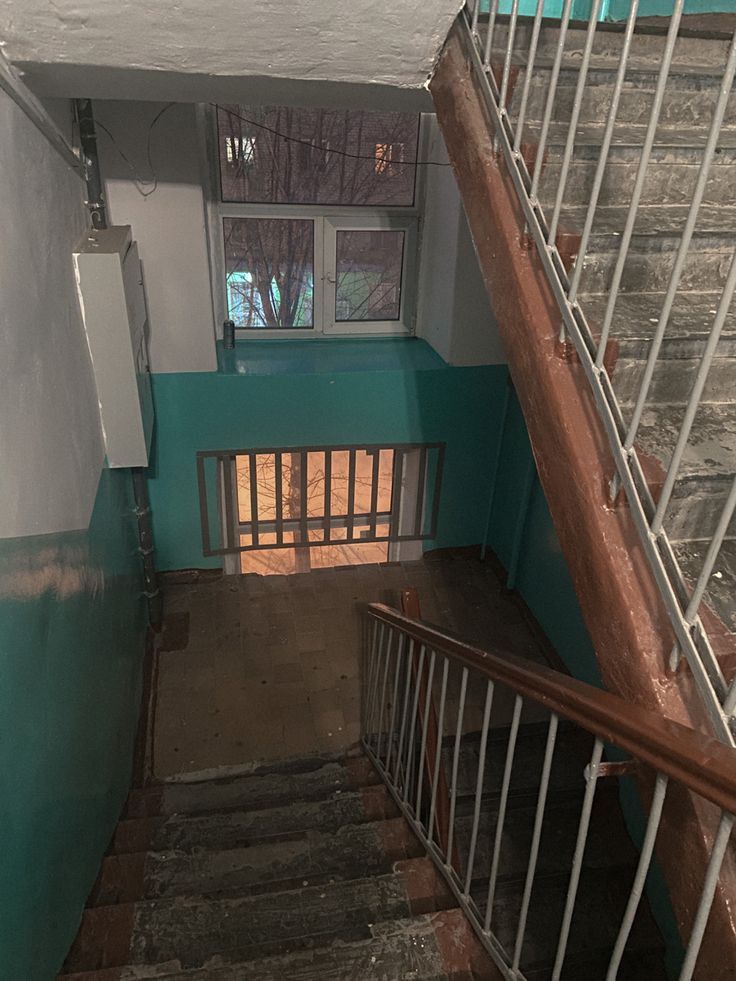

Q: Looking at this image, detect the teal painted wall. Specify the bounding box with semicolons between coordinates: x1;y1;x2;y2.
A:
0;469;147;978
147;340;508;571
485;377;602;687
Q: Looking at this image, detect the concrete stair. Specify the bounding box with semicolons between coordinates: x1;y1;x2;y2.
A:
58;726;667;980
485;17;736;657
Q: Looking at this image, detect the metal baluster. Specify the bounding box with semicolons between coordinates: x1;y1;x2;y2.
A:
323;449;332;543
530;0;574;205
547;0;604;247
568;0;640;304
651;247;736;535
471;0;481;38
364;622;385;750
375;627;394;765
346;448;356;541
299;449;308;547
248;452;259;548
606;772;669;980
428;657;450;847
498;0;520;121
464;680;495;895
403;645;427;808
619;27;736;435
415;650;438;823
512;713;559;973
671;475;736;672
513;0;547;156
385;633;406;775
393;637;416;787
484;693;523;929
552;738;605;980
678;811;734;981
369;449;380;539
446;667;469;868
483;0;500;71
594;0;685;365
274;451;284;545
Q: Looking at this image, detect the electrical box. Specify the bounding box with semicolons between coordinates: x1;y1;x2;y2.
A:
74;226;154;468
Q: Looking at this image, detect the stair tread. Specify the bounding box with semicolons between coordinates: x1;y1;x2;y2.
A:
558;203;736;238
525;119;736;149
92;817;422;905
579;290;736;343
59;908;470;980
636;400;736;481
63;867;439;974
126;756;377;819
674;539;736;633
114;784;396;855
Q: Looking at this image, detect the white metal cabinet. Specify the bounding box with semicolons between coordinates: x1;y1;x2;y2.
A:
73;226;153;468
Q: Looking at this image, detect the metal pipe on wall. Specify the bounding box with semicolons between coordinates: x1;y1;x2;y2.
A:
76;98;161;626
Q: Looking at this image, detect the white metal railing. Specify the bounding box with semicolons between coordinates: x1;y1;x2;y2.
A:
460;1;736;745
363;601;736;980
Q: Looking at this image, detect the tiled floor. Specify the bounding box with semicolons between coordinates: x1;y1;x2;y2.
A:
154;550;557;778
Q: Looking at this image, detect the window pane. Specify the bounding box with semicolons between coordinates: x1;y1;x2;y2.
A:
224;218;314;329
335;230;404;322
217;106;419;206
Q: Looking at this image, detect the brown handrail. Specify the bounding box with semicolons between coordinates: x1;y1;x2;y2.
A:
400;589;452;855
367;601;736;816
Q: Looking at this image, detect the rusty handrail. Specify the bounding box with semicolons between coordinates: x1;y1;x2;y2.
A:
367;601;736;816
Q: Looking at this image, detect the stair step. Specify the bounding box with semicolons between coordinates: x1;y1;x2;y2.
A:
58;908;494;981
61;859;455;975
125;756;377;819
516;66;736;130
91;817;423;905
470;865;665;979
579;291;736;359
525;119;736;150
557;203;736;238
448;720;594;800
113;784;397;855
575;233;736;297
489;20;735;79
634;402;736;540
611;356;736;406
453;784;639;883
538;145;736;213
675;538;736;631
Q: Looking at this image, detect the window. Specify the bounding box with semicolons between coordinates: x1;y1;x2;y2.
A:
209;105;422;336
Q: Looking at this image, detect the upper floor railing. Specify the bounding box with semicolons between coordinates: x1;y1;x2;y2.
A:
362;592;736;980
458;1;736;745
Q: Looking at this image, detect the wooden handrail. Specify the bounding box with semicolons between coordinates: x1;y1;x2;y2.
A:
367;601;736;816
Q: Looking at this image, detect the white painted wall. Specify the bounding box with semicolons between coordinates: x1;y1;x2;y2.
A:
95;101;217;374
1;0;458;106
417;118;506;366
93;103;504;372
0;89;104;538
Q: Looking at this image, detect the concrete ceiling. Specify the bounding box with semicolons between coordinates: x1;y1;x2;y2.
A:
0;0;460;106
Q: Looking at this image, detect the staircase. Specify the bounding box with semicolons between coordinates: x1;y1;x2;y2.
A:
523;28;736;643
431;11;736;746
58;728;666;979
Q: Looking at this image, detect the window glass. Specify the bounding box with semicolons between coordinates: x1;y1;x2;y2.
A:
335;230;405;322
217;106;419;206
223;217;314;329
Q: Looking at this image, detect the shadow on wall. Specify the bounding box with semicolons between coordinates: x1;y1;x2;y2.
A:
0;470;147;978
484;373;603;688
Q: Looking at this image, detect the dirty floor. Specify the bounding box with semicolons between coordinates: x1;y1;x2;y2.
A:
154;549;557;778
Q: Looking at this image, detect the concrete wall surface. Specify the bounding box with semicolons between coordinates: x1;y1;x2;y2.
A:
0;91;148;977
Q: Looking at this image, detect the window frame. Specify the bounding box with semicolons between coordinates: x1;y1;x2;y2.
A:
201;105;428;341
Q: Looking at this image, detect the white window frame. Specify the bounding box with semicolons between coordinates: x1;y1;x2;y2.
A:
200;105;428;341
